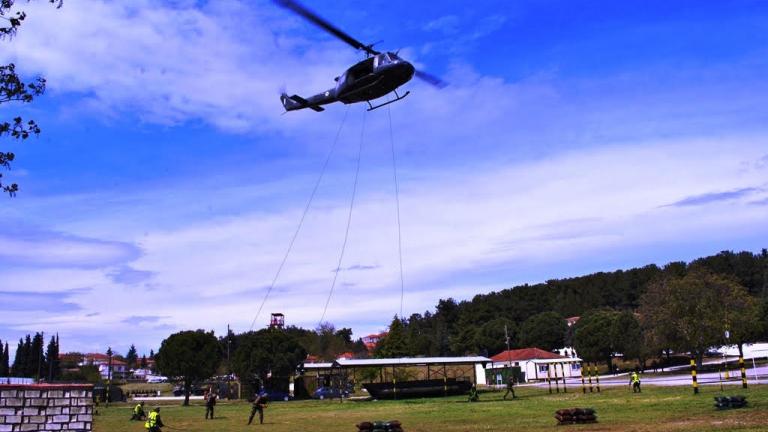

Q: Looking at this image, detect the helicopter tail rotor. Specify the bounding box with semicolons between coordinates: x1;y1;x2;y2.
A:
414;70;448;89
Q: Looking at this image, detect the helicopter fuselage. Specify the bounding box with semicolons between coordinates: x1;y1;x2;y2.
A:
281;52;415;112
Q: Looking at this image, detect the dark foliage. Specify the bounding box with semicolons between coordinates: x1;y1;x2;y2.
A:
156;330;221;406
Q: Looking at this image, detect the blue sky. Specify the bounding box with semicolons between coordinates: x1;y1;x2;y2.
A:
1;0;767;358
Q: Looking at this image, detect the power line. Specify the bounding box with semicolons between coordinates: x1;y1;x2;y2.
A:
249;106;350;331
320;108;366;325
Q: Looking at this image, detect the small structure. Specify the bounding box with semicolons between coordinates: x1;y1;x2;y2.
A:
301;356;490;399
78;353;128;379
270;313;285;329
362;332;387;351
486;348;582;384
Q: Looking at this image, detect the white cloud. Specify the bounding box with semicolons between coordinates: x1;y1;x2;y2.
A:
5;134;765;345
2;0;767;353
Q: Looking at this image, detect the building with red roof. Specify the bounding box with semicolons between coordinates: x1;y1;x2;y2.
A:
486;347;581;384
362;332;387;351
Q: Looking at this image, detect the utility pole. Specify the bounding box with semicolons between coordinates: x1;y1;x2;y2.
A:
107;347;113;407
505;325;513;383
227;324;232;379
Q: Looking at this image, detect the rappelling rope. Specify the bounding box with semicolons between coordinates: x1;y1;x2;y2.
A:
387;105;405;319
319;108;366;325
249;105;351;331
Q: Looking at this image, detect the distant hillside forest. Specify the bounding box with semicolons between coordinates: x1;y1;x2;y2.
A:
374;249;768;368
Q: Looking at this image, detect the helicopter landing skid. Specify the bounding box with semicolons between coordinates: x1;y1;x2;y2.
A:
367;90;410;111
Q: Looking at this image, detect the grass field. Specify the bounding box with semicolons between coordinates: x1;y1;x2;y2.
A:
95;385;768;432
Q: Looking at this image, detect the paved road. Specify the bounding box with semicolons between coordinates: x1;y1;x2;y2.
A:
519;363;768;389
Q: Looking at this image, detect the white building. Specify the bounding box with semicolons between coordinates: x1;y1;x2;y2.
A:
486;347;582;384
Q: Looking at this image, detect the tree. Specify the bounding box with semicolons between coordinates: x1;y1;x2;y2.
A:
12;337;25;376
0;339;5;376
44;335;60;381
519;311;567;351
231;329;306;397
156;330;221;406
1;341;8;377
140;355;148;369
639;268;753;367
610;311;645;368
374;316;410;358
125;345;138;369
573;310;617;371
1;0;61;196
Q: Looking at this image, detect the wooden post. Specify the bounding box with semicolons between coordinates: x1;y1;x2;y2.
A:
443;364;448;396
547;364;553;394
393;366;397;400
587;362;593;393
580;362;586;394
561;363;567;393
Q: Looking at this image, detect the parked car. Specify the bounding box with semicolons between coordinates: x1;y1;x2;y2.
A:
312;386;348;400
259;388;292;402
146;376;168;383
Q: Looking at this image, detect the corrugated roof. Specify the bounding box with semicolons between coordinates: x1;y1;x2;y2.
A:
489;348;565;362
333;356;490;367
303;362;334;369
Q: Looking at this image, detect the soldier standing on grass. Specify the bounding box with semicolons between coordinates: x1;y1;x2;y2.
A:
468;384;479;402
247;393;268;425
503;374;516;400
205;390;217;419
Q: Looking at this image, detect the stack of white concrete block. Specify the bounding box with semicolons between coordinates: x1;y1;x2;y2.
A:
0;385;93;432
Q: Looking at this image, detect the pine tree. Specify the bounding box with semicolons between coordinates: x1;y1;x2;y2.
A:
30;333;44;379
149;349;155;359
1;342;9;377
0;339;5;376
125;344;138;369
45;335;60;381
12;337;26;377
140;355;148;369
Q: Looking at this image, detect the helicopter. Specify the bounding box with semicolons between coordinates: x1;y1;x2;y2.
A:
275;0;447;113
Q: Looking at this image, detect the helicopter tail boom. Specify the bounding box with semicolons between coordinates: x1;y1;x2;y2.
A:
280;93;325;112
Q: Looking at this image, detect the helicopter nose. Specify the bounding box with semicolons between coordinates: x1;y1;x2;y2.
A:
401;61;415;79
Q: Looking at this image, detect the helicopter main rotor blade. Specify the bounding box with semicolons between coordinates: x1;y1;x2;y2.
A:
414;70;448;89
274;0;380;56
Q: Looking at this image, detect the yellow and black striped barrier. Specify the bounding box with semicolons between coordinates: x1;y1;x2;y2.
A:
739;356;748;389
690;357;699;394
580;363;586;394
592;363;601;393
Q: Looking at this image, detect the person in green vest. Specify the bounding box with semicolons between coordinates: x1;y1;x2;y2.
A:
630;370;641;393
131;401;146;421
468;384;479;402
145;407;164;432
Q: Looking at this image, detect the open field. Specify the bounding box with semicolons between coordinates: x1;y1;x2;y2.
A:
95;385;768;432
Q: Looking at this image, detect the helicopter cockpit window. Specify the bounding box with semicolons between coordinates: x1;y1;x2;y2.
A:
376;53;391;67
